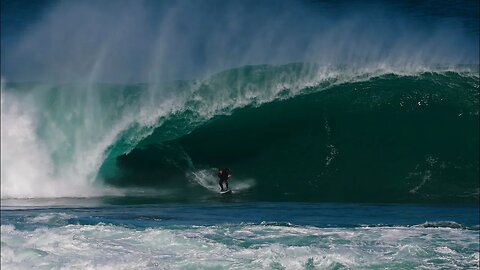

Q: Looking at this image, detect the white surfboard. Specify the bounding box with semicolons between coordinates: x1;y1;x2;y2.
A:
220;189;232;194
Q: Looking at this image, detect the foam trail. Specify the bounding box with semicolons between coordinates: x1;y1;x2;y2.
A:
189;169;256;193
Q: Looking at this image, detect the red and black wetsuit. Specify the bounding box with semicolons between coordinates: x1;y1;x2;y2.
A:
218;169;230;191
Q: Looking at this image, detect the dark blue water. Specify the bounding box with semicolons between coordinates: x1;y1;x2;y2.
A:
2;200;478;229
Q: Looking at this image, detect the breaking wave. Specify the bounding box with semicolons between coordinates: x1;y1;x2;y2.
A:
1;64;479;202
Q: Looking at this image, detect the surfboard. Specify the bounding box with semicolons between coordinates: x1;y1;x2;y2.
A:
220;189;232;194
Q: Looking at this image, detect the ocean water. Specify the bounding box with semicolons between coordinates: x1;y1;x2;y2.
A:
1;0;479;269
2;200;479;269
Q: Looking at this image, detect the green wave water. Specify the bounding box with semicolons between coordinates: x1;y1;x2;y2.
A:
2;64;479;202
98;66;479;203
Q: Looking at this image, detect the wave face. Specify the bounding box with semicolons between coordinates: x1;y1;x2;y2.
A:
101;66;479;203
2;64;479;202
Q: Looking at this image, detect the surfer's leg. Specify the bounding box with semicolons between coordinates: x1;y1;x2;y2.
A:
219;180;224;191
225;181;229;190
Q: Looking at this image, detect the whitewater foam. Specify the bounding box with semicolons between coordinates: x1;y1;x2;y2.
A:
1;80;104;198
1;223;478;270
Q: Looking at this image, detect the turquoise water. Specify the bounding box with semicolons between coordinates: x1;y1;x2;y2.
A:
1;200;479;269
104;70;479;203
3;67;479;203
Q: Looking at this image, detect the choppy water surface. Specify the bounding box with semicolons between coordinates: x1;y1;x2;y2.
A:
1;200;478;269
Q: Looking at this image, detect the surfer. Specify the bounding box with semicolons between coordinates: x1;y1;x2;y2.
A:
218;168;231;191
